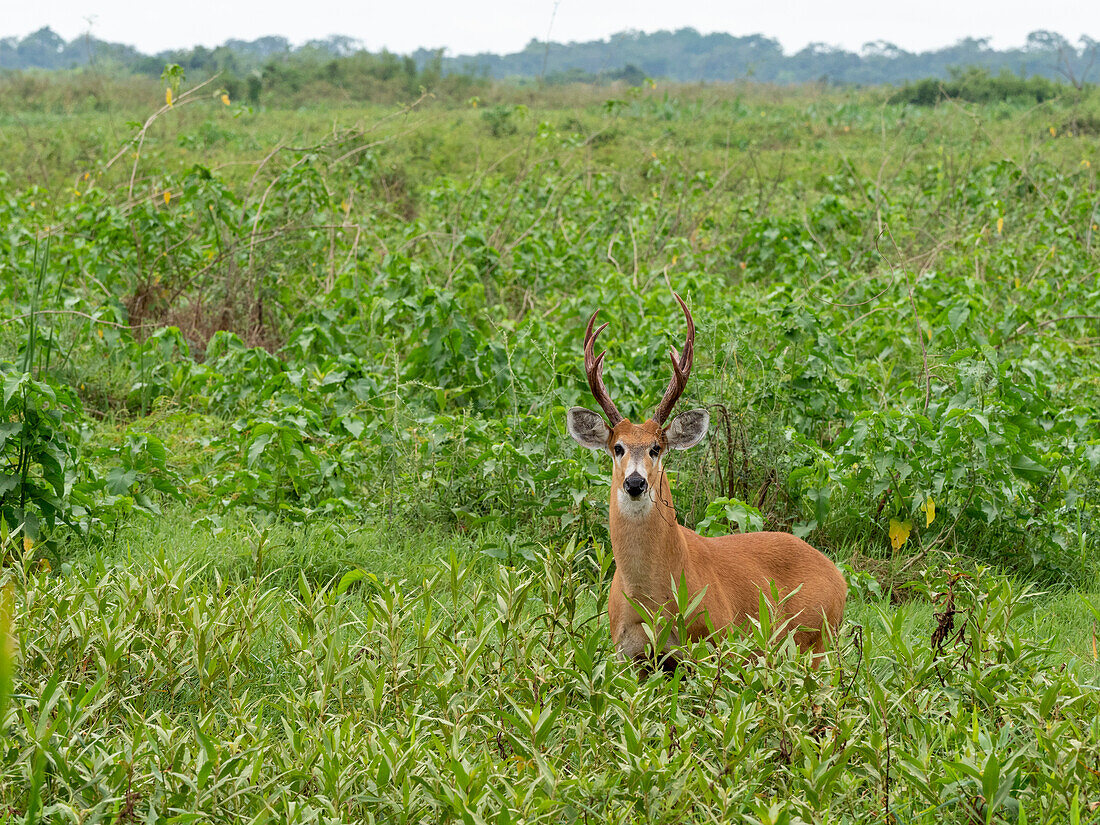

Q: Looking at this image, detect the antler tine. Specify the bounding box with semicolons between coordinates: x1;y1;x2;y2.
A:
582;310;624;426
652;293;696;424
671;292;695;375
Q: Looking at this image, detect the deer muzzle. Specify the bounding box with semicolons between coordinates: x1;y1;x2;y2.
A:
623;472;648;499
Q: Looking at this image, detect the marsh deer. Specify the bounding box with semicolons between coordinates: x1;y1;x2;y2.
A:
566;295;847;667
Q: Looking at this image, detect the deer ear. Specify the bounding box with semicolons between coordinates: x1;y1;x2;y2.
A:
567;407;611;451
665;408;708;450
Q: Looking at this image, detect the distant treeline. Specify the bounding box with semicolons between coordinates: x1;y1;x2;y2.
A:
1;25;1097;91
438;28;1098;86
0;29;476;106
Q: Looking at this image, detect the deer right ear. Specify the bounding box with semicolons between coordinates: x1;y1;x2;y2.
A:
567;407;612;451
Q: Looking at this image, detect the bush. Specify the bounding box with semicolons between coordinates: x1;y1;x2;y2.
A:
890;68;1068;105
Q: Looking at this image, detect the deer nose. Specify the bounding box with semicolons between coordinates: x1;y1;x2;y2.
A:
623;473;648;498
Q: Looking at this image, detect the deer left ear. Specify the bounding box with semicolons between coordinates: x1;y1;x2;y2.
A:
665;408;709;450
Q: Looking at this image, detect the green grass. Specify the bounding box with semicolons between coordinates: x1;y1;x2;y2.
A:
5;516;1100;822
2;76;1100;822
3;75;1097;195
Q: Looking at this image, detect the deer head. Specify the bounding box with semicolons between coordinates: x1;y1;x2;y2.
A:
566;294;709;516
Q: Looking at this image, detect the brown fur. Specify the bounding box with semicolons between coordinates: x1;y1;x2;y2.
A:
603;418;847;666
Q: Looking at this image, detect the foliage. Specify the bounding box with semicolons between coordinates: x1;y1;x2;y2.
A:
1;76;1099;823
697;497;765;536
1;529;1099;821
890;68;1067;106
0;364;184;548
1;78;1097;581
5;26;1098;88
0;369;82;541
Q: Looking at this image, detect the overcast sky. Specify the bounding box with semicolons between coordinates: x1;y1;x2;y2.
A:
4;0;1098;56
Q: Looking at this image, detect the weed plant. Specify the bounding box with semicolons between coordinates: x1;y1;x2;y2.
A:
2;79;1097;578
3;520;1100;822
1;76;1099;821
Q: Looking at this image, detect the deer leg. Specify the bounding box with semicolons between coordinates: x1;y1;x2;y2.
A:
616;620;682;671
615;621;650;663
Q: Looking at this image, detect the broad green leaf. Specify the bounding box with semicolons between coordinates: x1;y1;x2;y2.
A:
1010;454;1049;481
948;303;970;332
2;372;26;409
247;431;274;467
336;568;366;596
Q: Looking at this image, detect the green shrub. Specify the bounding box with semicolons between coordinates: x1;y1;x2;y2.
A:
890;67;1068;106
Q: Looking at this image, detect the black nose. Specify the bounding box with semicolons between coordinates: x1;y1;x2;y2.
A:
623;473;647;498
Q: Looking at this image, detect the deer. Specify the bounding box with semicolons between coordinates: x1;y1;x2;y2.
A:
566;295;847;669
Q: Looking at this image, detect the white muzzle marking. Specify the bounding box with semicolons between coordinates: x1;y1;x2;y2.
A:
614;448;657;519
616;487;654;519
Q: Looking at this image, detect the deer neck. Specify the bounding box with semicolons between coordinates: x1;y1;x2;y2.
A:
608;471;686;607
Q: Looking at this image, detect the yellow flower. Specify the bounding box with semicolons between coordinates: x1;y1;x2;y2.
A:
1049;125;1056;137
996;217;1003;234
23;536;33;552
921;497;936;527
1084;159;1092;168
889;519;911;551
221;93;230;106
164;191;171;205
166;88;173;107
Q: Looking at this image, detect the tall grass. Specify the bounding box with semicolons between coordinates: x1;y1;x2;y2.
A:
2;517;1099;822
1;76;1099;822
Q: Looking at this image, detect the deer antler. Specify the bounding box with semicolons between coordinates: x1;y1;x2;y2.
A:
583;310;624;426
652;293;695;425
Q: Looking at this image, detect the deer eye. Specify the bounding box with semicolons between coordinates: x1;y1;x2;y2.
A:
613;444;624;458
650;444;661;458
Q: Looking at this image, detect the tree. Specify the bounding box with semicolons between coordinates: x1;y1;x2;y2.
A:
1026;30;1071;53
16;27;67;70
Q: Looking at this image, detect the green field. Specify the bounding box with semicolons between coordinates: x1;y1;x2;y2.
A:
2;75;1100;822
